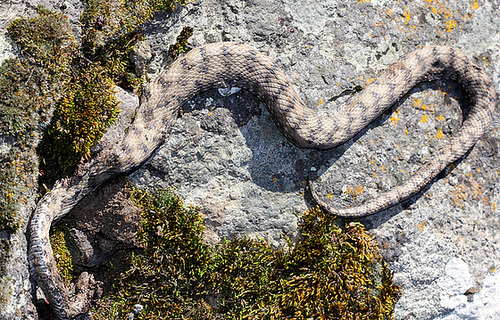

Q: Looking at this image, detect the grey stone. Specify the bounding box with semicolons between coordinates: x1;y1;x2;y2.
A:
0;0;498;319
132;303;143;314
128;1;500;319
130;41;152;77
0;35;17;63
68;228;94;266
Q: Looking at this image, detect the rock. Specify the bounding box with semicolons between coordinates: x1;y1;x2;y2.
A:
1;0;499;319
132;304;144;314
60;176;142;268
434;263;500;320
0;35;16;63
130;41;152;77
68;228;94;266
437;258;474;309
126;303;144;320
127;1;499;319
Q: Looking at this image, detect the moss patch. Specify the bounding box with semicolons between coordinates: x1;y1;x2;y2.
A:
1;14;75;134
168;26;194;59
80;0;190;89
37;0;191;188
37;62;120;186
49;224;75;286
92;189;401;319
0;8;76;233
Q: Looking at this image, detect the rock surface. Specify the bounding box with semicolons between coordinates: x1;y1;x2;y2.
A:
130;1;500;319
0;0;499;319
0;1;83;319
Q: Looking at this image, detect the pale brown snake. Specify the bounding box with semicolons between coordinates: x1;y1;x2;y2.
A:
28;43;496;318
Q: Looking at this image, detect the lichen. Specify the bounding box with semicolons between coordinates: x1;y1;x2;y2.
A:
0;238;11;300
92;188;401;319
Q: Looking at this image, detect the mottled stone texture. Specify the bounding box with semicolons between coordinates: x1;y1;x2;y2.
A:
1;0;499;319
0;2;83;319
131;1;500;319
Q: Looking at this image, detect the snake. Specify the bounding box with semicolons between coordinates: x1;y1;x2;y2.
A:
28;42;496;319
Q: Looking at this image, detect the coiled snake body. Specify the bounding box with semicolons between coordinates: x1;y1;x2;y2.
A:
28;43;496;318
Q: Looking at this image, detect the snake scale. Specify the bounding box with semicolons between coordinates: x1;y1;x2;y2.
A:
28;42;496;318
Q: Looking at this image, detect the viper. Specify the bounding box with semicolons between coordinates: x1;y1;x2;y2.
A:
29;43;496;319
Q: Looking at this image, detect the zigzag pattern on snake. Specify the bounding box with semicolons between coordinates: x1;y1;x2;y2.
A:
28;42;496;318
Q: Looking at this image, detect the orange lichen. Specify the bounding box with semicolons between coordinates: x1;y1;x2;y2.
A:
390;109;400;126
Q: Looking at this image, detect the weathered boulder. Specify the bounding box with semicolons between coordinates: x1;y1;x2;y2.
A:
129;1;500;319
1;0;499;319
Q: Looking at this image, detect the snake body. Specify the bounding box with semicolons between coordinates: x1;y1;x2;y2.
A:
28;43;496;318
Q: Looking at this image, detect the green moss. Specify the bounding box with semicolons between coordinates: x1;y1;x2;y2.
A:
0;148;38;233
2;8;76;134
92;189;400;319
37;0;191;188
0;9;76;233
49;224;75;285
37;62;120;186
81;0;190;89
7;7;76;80
168;26;194;59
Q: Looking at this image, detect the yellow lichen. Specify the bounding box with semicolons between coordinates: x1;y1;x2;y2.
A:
402;5;411;24
435;128;444;139
390;109;400;126
445;19;457;32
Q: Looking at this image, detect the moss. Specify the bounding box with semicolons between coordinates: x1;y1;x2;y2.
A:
209;208;400;319
0;148;38;233
2;8;76;134
168;26;194;59
0;9;76;233
7;7;76;81
49;224;75;286
81;0;190;89
92;189;401;319
37;0;191;188
37;62;120;186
